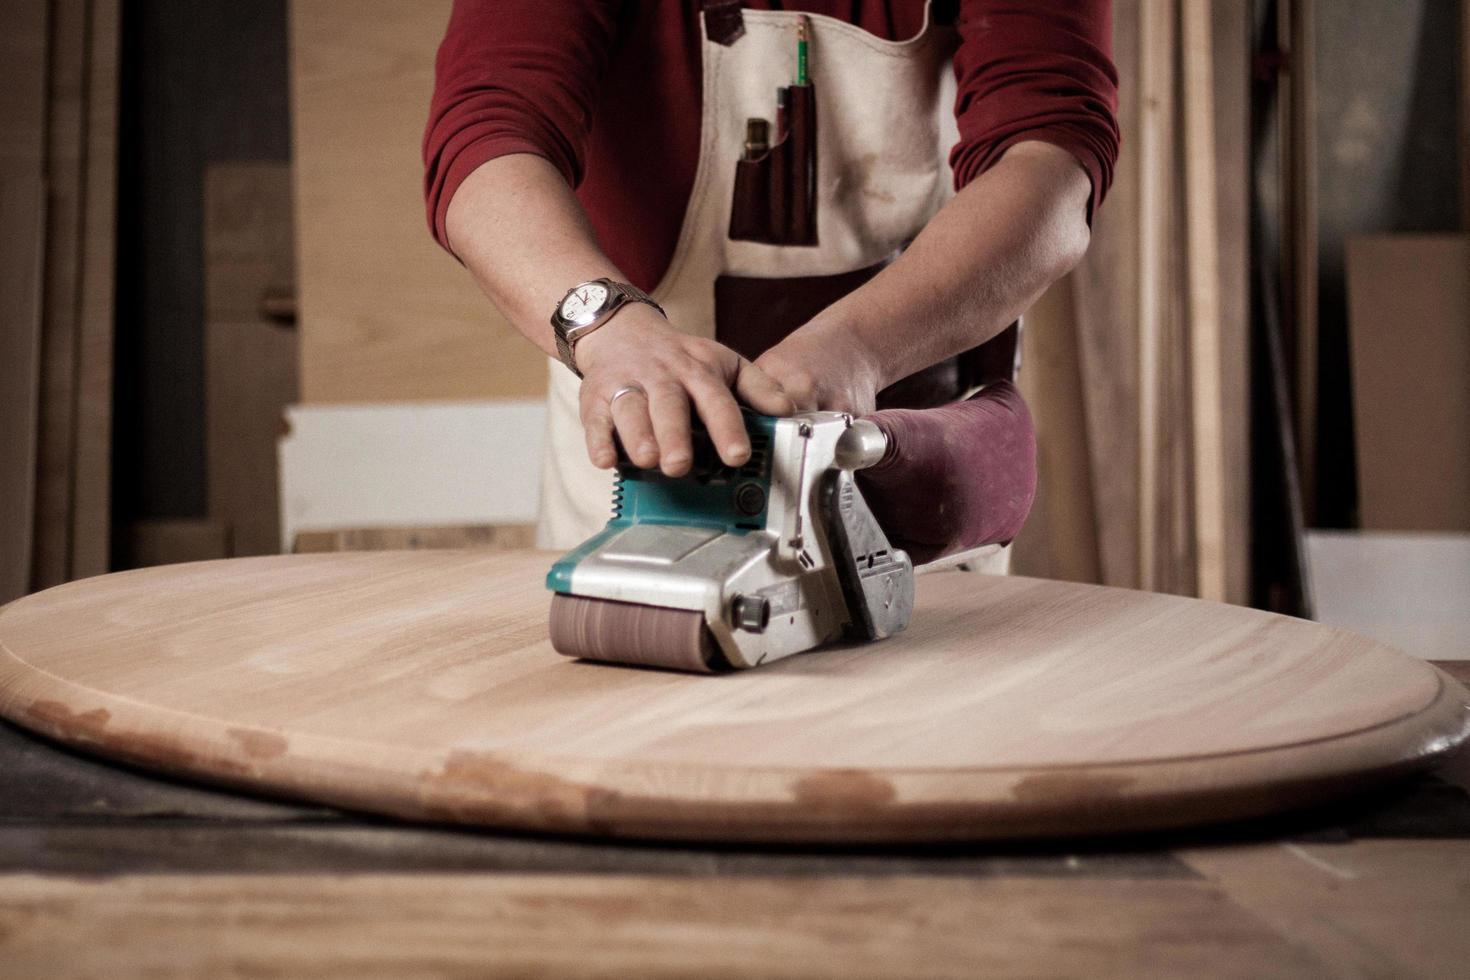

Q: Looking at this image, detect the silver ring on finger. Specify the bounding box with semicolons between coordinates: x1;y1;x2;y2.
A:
609;384;646;406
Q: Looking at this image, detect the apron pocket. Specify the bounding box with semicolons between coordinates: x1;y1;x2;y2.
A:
727;84;818;246
715;264;888;361
714;269;1021;411
729;155;773;242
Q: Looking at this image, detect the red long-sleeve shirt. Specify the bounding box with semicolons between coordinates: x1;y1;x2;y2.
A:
424;1;1119;293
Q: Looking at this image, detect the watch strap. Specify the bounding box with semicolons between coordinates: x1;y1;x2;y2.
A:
554;329;578;378
611;281;664;317
553;280;665;379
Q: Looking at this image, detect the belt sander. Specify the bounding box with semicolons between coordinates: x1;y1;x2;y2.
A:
546;410;914;672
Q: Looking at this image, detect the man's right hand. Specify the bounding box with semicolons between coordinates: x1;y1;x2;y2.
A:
573;304;794;477
445;155;793;476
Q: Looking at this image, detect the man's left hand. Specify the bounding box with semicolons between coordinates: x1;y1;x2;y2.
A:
752;319;881;417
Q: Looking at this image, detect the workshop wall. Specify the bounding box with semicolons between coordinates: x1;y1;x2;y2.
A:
290;0;543;404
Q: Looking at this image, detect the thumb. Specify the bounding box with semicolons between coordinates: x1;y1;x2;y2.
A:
732;357;796;417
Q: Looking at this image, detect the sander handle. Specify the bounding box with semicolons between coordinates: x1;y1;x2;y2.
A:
833;418;888;471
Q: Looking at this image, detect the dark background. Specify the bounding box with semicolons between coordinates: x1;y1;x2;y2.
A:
113;1;291;541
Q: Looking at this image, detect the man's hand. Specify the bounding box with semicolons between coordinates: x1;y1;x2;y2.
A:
753;315;883;416
758;141;1093;402
574;304;794;477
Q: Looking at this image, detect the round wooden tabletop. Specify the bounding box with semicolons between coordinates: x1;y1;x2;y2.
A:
1;551;1465;842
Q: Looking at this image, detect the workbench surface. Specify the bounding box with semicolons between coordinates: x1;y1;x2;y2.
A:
2;662;1467;978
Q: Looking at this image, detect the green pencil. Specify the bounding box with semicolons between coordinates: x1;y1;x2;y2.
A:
797;19;809;84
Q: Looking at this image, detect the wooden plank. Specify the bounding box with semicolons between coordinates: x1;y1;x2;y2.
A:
0;550;1463;843
1132;0;1205;600
1136;0;1176;592
1181;840;1470;979
32;0;91;591
0;0;49;167
1012;277;1101;583
1163;194;1195;599
292;523;536;553
0;873;1330;978
0;176;46;605
69;0;120;580
1345;235;1470;531
1163;7;1196;600
0;0;50;604
1073;0;1142;591
1285;0;1320;523
203;162;298;557
1213;0;1252;606
1181;0;1227;603
289;0;543;404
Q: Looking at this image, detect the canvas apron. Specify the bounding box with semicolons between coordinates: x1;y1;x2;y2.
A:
538;1;962;549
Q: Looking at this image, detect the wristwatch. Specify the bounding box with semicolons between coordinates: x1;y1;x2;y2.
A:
550;278;665;378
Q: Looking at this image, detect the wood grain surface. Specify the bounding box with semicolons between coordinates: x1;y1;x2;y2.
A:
0;873;1338;979
0;551;1465;843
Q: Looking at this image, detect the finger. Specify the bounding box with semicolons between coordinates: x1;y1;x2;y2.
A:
686;371;751;467
609;389;658;469
781;371;819;412
732;358;797;417
647;382;694;476
580;395;617;470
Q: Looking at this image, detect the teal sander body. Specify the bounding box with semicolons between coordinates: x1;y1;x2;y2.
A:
546;410;914;672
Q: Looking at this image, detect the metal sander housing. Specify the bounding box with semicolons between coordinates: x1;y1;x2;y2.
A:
546;411;914;671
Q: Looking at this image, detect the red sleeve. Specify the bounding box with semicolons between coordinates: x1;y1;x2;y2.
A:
422;0;623;251
949;0;1120;218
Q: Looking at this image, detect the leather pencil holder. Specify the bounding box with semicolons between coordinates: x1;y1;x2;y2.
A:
729;84;818;246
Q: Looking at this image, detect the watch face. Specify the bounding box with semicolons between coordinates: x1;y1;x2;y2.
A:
560;282;610;325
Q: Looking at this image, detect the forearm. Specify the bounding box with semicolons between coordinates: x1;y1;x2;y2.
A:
444;151;792;475
445;153;626;359
788;140;1093;392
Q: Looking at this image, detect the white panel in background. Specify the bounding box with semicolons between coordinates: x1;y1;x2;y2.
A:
278;400;546;550
1306;530;1470;661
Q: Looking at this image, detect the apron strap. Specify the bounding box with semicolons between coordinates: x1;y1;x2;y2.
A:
700;0;745;46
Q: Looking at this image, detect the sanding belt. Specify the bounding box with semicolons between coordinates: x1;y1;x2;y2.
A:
550;381;1038;670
